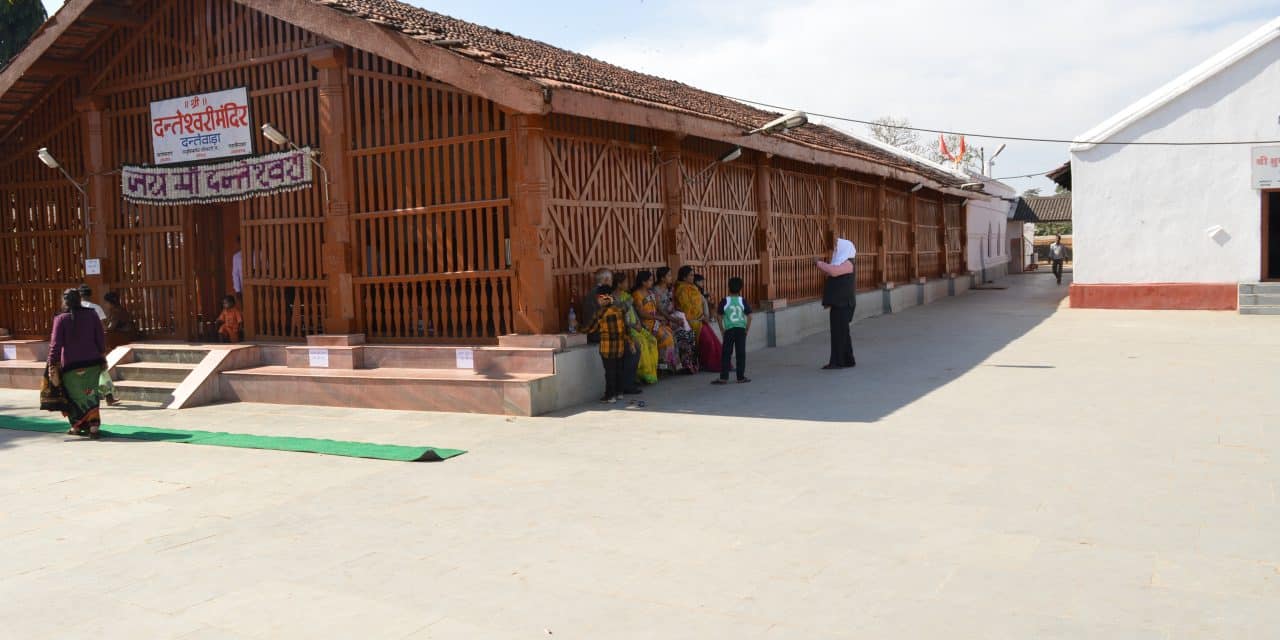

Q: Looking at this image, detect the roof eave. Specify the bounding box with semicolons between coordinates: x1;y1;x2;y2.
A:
0;0;96;102
546;83;980;198
1071;16;1280;153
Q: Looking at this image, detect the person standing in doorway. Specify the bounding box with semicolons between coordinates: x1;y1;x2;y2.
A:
1049;235;1067;285
231;235;243;304
817;238;857;370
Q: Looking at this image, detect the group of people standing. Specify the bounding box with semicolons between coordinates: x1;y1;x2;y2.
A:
579;266;754;403
580;236;860;404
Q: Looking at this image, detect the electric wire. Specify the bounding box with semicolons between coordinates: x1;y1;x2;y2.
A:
722;94;1280;147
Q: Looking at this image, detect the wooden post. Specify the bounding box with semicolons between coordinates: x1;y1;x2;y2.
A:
824;168;838;248
910;190;920;280
941;198;952;276
877;178;888;285
755;153;775;302
74;96;110;296
659;132;686;269
509;113;559;334
309;46;355;334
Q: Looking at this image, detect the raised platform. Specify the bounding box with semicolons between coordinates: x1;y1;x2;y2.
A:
221;366;557;416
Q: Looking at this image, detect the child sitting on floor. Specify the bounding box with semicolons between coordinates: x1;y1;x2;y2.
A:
215;295;244;343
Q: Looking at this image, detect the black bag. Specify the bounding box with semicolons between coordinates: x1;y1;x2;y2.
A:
39;366;71;413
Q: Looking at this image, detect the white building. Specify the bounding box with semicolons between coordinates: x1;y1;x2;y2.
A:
1070;17;1280;310
963;174;1016;280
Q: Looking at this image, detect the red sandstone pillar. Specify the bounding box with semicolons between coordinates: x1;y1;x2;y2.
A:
309;46;355;334
509;113;559;334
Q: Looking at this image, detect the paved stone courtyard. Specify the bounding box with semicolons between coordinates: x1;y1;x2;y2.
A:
2;271;1278;639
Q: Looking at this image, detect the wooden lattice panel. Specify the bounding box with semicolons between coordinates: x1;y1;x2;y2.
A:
769;168;827;302
884;191;912;283
0;82;86;337
834;179;881;291
349;51;513;342
681;154;760;305
916;197;943;279
546;124;666;318
945;201;964;274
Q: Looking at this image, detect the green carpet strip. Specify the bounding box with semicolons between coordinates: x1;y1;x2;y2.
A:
0;415;465;462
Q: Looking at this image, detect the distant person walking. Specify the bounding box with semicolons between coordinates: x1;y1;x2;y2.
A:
78;284;117;405
45;288;107;438
1049;235;1067;285
817;238;857;370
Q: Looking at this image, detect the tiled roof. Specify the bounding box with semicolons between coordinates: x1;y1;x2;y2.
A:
1013;195;1072;222
313;0;965;186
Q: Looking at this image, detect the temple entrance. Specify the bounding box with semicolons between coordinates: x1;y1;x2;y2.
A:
188;203;240;341
1265;190;1280;281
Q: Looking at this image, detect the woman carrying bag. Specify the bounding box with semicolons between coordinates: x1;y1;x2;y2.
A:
45;288;108;438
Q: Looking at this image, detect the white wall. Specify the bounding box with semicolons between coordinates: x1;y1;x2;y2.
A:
1071;37;1280;284
966;178;1015;275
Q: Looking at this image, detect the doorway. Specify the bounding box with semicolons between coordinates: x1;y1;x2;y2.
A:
188;203;241;341
1265;191;1280;281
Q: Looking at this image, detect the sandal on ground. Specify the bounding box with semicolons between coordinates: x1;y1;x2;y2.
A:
711;379;728;385
737;378;752;384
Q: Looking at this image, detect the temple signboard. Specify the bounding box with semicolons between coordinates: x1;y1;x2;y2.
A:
150;87;253;165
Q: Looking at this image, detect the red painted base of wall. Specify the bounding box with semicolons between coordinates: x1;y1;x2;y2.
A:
1069;283;1237;310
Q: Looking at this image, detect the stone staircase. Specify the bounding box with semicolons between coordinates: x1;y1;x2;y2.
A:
1238;283;1280;315
110;346;209;405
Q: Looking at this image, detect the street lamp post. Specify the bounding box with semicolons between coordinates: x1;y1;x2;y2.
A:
37;147;91;265
260;123;329;207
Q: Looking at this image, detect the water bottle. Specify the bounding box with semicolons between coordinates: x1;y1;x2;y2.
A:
567;307;578;334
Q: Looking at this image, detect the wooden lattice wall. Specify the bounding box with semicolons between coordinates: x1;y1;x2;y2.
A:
348;51;513;342
769;160;829;302
834;178;882;291
83;0;330;340
0;81;86;337
545;116;666;319
681;138;760;306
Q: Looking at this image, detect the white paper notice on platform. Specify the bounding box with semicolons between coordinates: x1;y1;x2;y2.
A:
84;259;101;276
308;348;329;368
455;349;475;369
2;345;15;360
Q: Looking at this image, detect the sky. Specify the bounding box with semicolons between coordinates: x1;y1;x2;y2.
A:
39;0;1278;193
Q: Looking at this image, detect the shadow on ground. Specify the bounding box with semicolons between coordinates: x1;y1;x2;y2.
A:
552;272;1070;423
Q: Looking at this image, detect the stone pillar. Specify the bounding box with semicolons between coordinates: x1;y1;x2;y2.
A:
755;153;775;302
660;132;687;269
509;113;559;334
75;96;110;294
309;46;355;334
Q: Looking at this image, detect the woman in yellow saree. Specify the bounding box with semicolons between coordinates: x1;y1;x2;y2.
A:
615;273;658;385
633;270;677;371
674;265;706;341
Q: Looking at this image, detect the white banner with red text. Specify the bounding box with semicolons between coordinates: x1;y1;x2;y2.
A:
121;148;314;205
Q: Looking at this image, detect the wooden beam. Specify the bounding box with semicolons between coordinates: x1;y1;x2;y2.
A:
508;114;559;334
26;58;89;76
75;96;109;295
659;132;686;270
0;0;96;97
877;178;888;285
549;86;984;201
80;4;146;28
234;0;548;114
310;46;355;333
755;153;775;303
910;191;919;281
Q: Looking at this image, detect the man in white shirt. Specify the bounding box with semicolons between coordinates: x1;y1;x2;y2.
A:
78;284;106;320
1049;235;1068;285
232;235;243;303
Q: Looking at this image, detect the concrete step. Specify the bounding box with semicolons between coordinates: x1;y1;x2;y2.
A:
1239;294;1280;306
111;380;179;404
1238;305;1280;315
1238;283;1280;295
130;348;209;364
113;361;197;383
221;366;555;416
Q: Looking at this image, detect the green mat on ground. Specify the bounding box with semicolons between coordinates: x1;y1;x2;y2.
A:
0;415;465;462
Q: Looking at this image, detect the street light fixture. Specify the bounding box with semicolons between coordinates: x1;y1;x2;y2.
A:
36;146;91;261
260;123;329;206
746;110;808;136
684;146;744;184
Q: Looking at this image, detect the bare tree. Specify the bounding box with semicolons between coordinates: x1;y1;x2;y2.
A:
867;116;923;156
